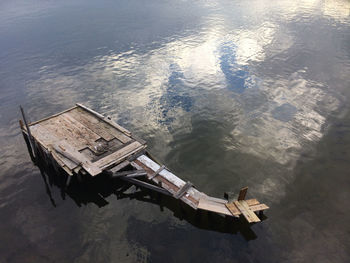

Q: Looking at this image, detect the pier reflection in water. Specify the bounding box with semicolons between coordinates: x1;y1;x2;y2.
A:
36;155;265;240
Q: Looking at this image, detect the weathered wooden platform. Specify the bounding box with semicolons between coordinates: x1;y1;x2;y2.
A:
19;103;268;223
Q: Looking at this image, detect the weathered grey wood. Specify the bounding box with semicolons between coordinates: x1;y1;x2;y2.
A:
20;106;36;159
174;181;193;199
120;177;172;196
238;186;248;201
20;125;36;162
94;141;145;169
52;141;102;176
28;106;78;126
109;160;130;173
149;165;166;179
53;145;81;166
76;103;131;136
130;161;143;170
67;107;132;143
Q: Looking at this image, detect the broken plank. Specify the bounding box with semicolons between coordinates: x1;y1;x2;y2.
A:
109;160;130;173
238;186;248;201
111;170;147;178
120;177;172;196
52;141;102;176
94;141;145;169
53;145;80;170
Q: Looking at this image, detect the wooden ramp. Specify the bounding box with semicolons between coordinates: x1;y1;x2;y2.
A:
19;103;268;223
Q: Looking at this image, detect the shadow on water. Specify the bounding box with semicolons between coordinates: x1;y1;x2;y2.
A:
34;155;265;241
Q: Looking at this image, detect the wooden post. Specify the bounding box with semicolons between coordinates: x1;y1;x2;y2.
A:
238;187;248;201
19;120;36;162
20;106;36;160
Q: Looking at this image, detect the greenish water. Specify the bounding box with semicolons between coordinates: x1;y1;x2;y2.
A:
0;0;350;262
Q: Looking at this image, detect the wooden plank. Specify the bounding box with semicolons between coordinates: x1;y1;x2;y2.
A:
60;112;101;143
238;186;248;201
233;200;260;223
120;177;172;196
68;108;131;143
137;155;185;187
249;203;269;212
198;198;236;217
93;141;145;169
133;158;199;210
111;170;147;178
28;106;77;126
38;116;94;151
52;141;102;176
53;146;80;170
149;165;165;179
20;106;36;159
76;103;132;136
109;160;130;173
53;145;81;167
204;195;228;204
174;181;193;199
246;199;260;206
224;202;241;216
66;108;114;141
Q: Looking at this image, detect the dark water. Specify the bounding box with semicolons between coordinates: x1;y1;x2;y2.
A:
1;0;350;262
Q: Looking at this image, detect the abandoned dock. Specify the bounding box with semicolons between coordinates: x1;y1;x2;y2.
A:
19;103;268;223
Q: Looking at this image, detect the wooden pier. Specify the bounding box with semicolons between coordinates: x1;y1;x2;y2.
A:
19;103;268;223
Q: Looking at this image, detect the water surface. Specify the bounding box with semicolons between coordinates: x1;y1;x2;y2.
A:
0;0;350;262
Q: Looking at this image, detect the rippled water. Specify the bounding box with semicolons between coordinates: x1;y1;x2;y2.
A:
1;0;350;262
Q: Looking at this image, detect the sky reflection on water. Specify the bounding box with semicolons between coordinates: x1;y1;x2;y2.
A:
0;0;350;262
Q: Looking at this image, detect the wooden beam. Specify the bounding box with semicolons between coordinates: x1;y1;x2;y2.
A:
238;186;248;201
53;145;81;166
93;141;145;169
174;181;193;199
111;170;147;178
149;165;165;179
109;160;130;173
120;177;172;196
20;106;36;159
27;106;77;126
